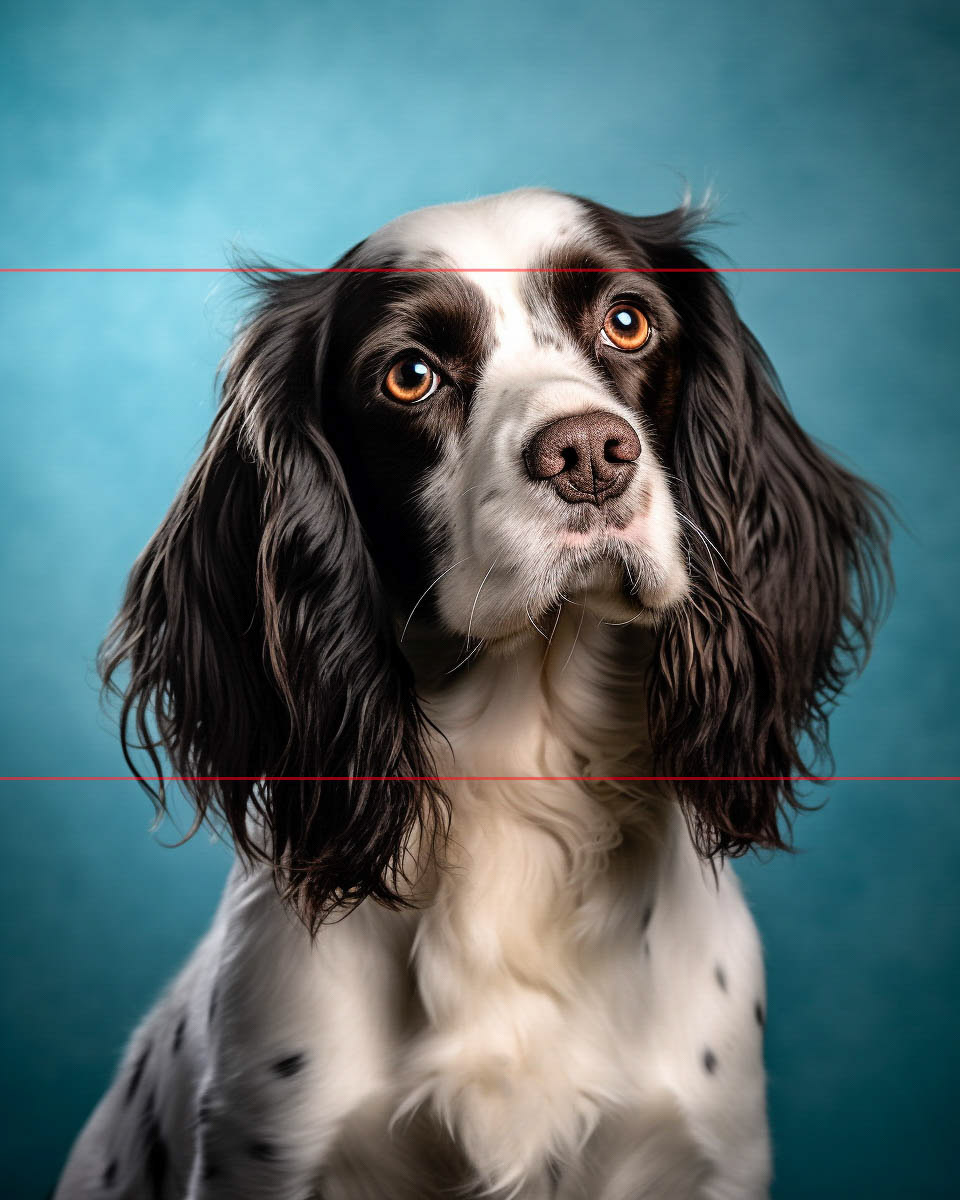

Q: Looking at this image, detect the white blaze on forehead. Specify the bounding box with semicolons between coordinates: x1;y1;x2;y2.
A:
367;188;587;271
365;188;589;357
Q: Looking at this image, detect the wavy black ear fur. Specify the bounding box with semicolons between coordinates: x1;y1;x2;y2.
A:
100;269;445;931
593;202;893;855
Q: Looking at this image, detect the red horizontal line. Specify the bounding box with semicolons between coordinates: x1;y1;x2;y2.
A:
0;266;958;275
0;775;956;783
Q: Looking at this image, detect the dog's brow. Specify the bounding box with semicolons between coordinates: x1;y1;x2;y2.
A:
521;256;670;349
351;269;494;370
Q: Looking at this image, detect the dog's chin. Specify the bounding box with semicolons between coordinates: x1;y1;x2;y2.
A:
479;553;688;658
565;556;683;624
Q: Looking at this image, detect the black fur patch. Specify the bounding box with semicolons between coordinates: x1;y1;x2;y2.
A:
140;1093;169;1200
326;266;494;610
124;1045;150;1105
172;1014;186;1053
272;1052;306;1078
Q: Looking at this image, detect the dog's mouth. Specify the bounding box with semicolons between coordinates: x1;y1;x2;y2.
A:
427;486;688;650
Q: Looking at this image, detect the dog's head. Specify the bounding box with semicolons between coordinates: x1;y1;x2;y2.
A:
102;189;891;927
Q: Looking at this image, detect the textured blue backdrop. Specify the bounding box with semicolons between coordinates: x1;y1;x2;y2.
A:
1;1;958;1196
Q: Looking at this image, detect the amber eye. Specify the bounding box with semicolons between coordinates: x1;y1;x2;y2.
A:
601;303;651;351
383;357;439;403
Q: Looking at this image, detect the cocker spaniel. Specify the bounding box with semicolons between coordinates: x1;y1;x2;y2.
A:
55;189;890;1200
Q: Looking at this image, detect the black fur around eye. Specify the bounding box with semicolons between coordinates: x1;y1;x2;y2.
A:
383;357;439;403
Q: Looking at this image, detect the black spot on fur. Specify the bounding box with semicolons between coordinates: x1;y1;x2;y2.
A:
248;1140;277;1161
714;964;727;992
641;903;654;931
102;1158;118;1186
755;1000;765;1028
146;1131;169;1199
173;1014;186;1053
124;1045;150;1105
272;1052;306;1078
703;1048;718;1075
140;1093;169;1200
203;1159;221;1181
208;986;218;1026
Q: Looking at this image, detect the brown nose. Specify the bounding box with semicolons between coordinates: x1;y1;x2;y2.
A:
523;411;641;505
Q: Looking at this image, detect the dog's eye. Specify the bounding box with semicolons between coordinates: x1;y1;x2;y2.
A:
601;303;651;351
383;357;440;404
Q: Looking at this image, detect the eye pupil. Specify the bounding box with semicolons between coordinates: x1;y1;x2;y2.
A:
615;310;634;328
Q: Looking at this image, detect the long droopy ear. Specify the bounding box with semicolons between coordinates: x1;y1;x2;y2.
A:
610;207;892;855
100;271;445;930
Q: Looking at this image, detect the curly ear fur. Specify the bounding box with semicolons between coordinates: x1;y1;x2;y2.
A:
601;205;893;854
99;271;446;931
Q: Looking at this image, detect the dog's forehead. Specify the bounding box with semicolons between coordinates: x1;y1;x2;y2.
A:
362;189;591;349
366;188;588;271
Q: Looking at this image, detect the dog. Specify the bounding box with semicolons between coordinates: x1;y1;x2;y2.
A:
55;188;890;1199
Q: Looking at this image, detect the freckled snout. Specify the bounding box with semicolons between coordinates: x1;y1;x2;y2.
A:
523;411;641;505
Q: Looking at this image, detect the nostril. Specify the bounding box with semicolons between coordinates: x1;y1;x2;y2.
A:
604;434;641;464
560;446;578;471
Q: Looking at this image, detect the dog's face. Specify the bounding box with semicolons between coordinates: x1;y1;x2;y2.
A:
102;189;891;928
324;190;687;644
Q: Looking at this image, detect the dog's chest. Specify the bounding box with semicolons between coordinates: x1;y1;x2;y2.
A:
380;638;731;1188
395;773;658;1188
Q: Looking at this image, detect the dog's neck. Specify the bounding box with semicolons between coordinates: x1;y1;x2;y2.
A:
404;606;657;783
399;609;671;910
397;608;675;957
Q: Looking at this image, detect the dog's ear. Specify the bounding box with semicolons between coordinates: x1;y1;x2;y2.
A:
100;269;446;930
595;203;892;854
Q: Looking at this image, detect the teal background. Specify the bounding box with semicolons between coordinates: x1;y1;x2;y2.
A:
1;1;958;1195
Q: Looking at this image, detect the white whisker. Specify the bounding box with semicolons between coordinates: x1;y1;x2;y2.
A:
400;556;473;643
676;510;728;584
541;602;563;668
560;601;586;673
526;606;549;640
599;611;645;627
446;637;486;675
446;552;504;674
465;553;503;649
